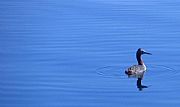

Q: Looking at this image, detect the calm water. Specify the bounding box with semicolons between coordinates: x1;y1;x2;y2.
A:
1;0;180;107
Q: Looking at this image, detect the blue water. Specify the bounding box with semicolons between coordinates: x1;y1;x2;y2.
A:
1;0;180;107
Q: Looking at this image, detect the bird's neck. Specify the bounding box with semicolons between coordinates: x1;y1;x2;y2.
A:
136;54;144;65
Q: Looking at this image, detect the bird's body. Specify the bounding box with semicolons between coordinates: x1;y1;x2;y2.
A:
125;48;151;79
125;64;146;78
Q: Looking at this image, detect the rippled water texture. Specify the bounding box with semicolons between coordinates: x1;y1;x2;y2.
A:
1;0;180;107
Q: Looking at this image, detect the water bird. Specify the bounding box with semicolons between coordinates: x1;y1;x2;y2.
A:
125;48;152;90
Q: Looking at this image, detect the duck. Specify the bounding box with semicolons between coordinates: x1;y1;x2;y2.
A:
125;48;152;79
125;48;152;91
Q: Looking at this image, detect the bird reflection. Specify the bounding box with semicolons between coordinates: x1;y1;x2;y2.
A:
136;78;148;91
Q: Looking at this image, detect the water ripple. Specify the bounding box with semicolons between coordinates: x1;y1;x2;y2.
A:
96;64;178;80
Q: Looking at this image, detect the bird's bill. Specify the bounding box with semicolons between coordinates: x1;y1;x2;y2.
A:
143;51;152;55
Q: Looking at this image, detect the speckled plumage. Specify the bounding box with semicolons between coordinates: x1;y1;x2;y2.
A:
125;64;146;78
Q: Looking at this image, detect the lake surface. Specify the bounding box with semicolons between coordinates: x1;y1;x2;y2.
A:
1;0;180;107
